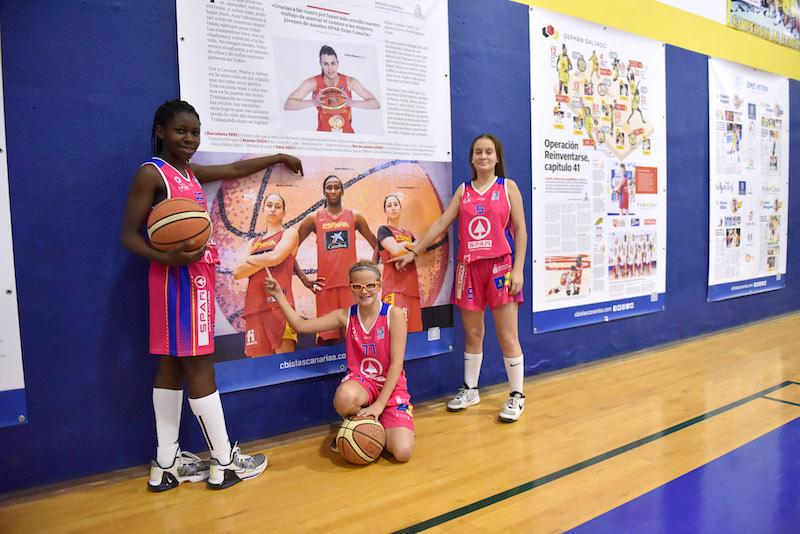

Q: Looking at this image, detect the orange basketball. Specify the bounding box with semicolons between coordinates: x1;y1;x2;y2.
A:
147;197;211;252
319;87;347;110
336;417;385;465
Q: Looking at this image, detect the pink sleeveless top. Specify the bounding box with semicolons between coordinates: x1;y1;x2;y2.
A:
345;302;406;391
457;177;513;264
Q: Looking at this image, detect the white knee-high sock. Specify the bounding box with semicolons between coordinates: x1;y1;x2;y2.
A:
189;390;232;463
464;352;483;389
503;355;524;394
153;388;183;467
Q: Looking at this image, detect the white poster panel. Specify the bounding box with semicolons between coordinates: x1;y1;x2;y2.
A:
176;1;453;392
530;8;667;333
177;0;451;162
0;26;28;427
707;58;789;301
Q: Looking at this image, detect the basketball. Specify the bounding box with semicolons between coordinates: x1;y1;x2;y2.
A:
147;197;212;252
319;87;347;110
335;417;385;465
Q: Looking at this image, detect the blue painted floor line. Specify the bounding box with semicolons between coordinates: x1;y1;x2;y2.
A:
568;415;800;534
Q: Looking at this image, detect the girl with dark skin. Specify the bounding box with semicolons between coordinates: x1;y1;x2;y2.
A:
121;100;303;491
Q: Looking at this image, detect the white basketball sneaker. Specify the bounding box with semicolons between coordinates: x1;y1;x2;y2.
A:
207;444;267;490
499;392;525;422
147;450;210;492
447;384;481;412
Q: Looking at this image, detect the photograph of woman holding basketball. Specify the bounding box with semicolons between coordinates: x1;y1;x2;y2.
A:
378;194;423;333
120;99;303;491
233;193;299;357
265;260;415;462
283;45;380;134
391;133;528;423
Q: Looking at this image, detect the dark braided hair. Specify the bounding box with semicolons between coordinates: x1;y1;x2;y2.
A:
150;100;200;155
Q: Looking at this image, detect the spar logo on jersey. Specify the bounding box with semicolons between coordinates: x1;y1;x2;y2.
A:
468;216;491;239
194;275;207;289
467;216;492;249
172;175;191;192
197;288;210;346
360;357;383;379
325;230;350;250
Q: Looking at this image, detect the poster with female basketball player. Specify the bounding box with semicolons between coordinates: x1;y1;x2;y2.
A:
189;153;454;392
185;153;453;391
529;8;667;333
275;39;384;136
176;0;451;163
176;0;453;391
707;58;788;301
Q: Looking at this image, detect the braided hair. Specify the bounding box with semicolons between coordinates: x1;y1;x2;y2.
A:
150;100;200;155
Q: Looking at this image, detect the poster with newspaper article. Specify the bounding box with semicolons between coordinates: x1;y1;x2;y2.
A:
176;0;453;392
707;58;789;301
529;8;667;333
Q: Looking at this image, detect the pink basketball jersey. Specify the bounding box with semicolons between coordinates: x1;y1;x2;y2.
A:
457;177;514;264
345;303;406;391
145;157;218;356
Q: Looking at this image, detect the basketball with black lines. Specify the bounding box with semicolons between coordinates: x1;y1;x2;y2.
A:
208;156;450;331
336;417;385;465
147;197;211;252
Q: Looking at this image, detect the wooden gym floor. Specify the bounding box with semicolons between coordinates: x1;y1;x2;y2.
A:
2;312;800;533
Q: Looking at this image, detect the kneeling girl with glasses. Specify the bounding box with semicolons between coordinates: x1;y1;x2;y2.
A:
264;260;414;462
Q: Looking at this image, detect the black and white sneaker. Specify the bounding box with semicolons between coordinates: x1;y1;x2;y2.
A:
147;450;210;492
499;392;525;422
207;444;267;490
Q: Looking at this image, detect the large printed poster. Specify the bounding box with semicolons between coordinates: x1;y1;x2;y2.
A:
707;58;789;301
728;0;800;51
177;0;453;392
530;8;667;333
0;28;27;427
